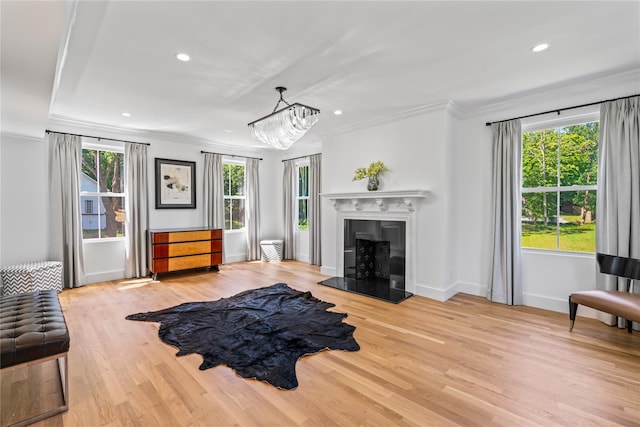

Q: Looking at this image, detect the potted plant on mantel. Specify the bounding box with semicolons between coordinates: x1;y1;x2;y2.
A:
353;161;389;191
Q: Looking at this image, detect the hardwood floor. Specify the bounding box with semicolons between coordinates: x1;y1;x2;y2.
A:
2;261;639;426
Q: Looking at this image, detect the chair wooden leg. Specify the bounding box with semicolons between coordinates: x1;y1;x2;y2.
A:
569;297;578;332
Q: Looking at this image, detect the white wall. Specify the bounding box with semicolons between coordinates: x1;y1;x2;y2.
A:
0;134;50;266
0;129;279;282
276;145;321;262
320;103;458;300
83;239;126;282
453;70;639;315
319;69;638;315
3;70;636;313
259;151;284;242
295;230;309;263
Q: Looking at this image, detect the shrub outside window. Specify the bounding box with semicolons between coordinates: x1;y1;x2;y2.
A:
521;121;599;252
81;147;125;239
297;164;309;230
224;162;246;230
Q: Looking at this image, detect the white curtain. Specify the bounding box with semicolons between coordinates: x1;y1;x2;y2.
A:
203;153;226;263
246;158;261;260
283;159;296;260
124;143;148;278
596;96;640;327
487;120;523;305
309;154;322;265
49;132;86;288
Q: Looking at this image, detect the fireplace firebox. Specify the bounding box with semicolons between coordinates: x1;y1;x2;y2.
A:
319;219;412;303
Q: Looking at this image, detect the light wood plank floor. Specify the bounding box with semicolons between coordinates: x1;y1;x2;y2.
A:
2;261;639;427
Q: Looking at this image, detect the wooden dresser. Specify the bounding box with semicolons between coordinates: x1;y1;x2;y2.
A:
148;228;223;280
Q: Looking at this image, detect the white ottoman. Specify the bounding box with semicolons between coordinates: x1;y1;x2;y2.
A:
0;261;63;296
260;240;284;262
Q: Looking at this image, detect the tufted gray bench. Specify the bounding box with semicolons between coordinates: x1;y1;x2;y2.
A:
0;290;70;426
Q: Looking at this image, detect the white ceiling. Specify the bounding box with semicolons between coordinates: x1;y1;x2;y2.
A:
2;1;639;149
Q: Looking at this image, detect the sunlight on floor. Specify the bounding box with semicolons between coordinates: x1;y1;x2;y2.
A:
117;278;155;290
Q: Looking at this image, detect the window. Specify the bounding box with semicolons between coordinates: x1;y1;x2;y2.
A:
85;199;94;214
81;147;125;239
297;164;309;230
223;162;245;230
521;120;599;252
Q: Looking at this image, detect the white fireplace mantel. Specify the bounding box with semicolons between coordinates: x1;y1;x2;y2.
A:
321;190;429;212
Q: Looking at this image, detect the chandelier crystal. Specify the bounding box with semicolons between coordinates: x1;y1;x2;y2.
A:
248;87;320;150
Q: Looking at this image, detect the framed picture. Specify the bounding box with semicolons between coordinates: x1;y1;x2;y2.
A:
155;158;196;209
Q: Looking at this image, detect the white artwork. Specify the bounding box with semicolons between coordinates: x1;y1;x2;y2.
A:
156;159;195;208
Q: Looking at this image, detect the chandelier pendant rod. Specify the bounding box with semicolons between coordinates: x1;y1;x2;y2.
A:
271;86;291;113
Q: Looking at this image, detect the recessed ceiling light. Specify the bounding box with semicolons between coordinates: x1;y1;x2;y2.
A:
176;52;191;62
531;43;549;53
121;112;131;117
334;110;343;115
224;129;234;133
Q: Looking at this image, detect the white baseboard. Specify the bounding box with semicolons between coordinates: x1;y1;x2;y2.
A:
413;282;459;302
522;292;569;314
446;284;590;317
521;292;602;318
225;253;247;263
86;270;124;284
456;281;487;297
320;266;336;276
295;254;310;264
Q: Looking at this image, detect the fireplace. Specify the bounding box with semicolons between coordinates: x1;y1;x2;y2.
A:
319;190;428;303
344;219;405;283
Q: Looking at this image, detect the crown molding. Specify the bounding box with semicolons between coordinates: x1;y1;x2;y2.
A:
0;132;46;143
445;100;465;120
46;115;269;158
47;115;148;136
321;101;459;137
463;67;640;119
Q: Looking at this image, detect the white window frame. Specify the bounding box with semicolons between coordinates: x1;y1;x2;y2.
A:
223;159;246;232
521;108;599;253
80;142;125;242
296;160;309;232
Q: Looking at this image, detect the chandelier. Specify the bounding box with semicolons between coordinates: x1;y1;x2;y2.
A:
248;87;320;150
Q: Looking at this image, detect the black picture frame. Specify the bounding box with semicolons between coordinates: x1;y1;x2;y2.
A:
155;158;196;209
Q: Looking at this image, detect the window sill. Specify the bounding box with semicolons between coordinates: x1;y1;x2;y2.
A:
224;229;247;234
521;248;595;259
83;237;125;244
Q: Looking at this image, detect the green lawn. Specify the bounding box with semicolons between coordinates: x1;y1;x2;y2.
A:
522;215;595;252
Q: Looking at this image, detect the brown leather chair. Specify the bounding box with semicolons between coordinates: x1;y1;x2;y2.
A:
569;253;640;333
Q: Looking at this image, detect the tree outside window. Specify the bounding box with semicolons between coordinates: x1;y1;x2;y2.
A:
521;121;598;252
297;164;309;230
224;163;246;230
81;147;125;239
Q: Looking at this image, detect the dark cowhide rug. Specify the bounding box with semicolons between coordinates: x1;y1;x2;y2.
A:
126;283;359;389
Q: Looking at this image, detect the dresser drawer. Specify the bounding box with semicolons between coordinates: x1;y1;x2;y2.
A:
152;230;215;244
152;254;213;273
153;241;212;258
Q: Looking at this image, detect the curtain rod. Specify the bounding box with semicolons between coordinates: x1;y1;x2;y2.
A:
200;150;262;161
282;153;321;162
485;93;639;127
45;130;150;145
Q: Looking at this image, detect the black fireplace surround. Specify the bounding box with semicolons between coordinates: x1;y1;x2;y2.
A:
319;219;412;303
